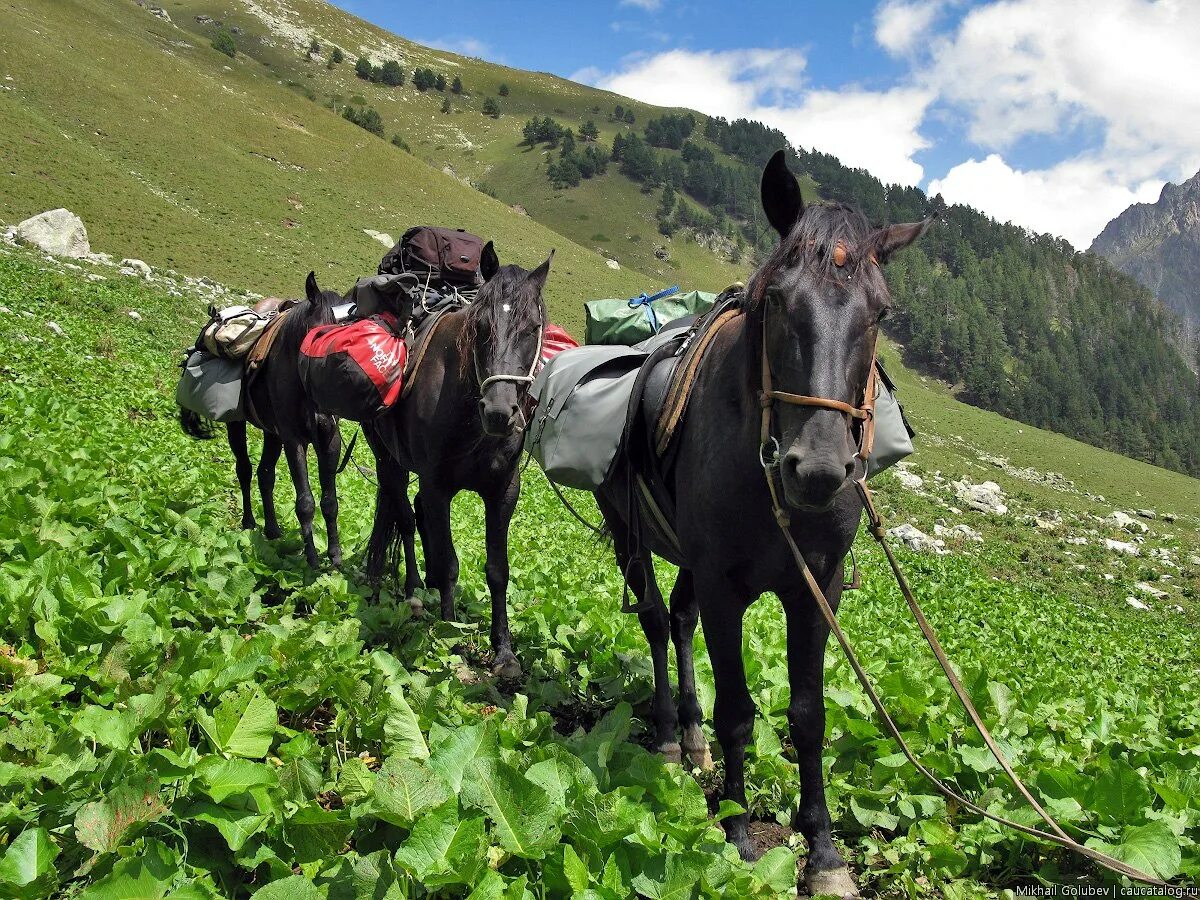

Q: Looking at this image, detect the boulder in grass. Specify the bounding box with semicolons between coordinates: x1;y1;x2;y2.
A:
953;479;1008;516
887;523;946;554
121;258;152;277
15;209;90;258
1125;596;1150;611
1104;538;1140;556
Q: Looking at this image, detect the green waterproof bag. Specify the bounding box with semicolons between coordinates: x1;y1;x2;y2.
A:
584;286;718;345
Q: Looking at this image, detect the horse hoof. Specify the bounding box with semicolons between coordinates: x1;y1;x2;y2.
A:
241;520;257;531
265;526;282;540
406;596;425;616
681;726;714;770
658;742;682;764
804;865;858;899
492;652;522;680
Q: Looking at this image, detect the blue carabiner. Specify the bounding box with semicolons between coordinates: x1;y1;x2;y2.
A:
627;284;679;334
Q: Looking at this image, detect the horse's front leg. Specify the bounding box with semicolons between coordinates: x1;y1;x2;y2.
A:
418;484;457;622
314;416;343;569
695;572;756;860
482;474;521;679
226;421;256;530
781;580;858;898
670;569;713;769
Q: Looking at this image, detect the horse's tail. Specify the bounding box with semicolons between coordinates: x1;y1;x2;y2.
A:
366;481;418;592
179;407;216;440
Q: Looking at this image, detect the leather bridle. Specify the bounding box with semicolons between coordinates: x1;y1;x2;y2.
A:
473;323;544;432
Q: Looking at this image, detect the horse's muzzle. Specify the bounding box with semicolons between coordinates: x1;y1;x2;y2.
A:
780;454;855;511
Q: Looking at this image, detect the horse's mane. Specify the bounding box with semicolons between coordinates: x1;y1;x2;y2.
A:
457;264;546;368
746;202;883;309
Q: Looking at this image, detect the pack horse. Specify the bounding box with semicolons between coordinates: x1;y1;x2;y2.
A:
588;150;933;897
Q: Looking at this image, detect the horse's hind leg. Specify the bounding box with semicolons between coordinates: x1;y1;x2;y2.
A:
781;585;857;897
482;474;521;680
226;422;256;530
314;417;343;568
597;496;678;759
283;441;320;569
258;433;283;540
365;457;422;611
417;484;457;622
670;570;713;770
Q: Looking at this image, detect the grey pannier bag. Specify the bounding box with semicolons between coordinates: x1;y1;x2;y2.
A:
525;345;645;490
176;350;245;422
867;362;915;477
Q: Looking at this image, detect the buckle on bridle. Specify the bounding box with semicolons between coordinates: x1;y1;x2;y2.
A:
759;436;781;470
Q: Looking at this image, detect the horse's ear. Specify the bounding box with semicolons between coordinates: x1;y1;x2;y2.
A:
874;215;938;263
761;149;803;238
526;249;554;292
480;240;500;282
305;271;320;301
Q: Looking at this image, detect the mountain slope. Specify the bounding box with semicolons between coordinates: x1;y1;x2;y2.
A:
0;0;657;328
1091;169;1200;329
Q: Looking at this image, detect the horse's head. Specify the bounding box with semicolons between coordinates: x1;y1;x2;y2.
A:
751;150;933;512
459;243;552;436
304;271;343;327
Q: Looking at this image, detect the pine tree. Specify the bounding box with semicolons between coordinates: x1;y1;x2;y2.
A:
441;96;451;114
379;60;404;86
354;56;372;80
481;97;500;118
498;83;510;97
331;47;344;64
451;76;463;94
212;30;237;58
435;73;447;92
579;120;599;142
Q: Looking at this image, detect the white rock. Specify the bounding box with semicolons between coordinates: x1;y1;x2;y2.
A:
606;258;621;270
362;229;394;247
1104;538;1140;556
933;523;982;542
1109;511;1148;534
1103;573;1115;581
127;310;142;321
953;479;1008;515
894;469;924;490
1064;536;1088;546
1189;555;1200;567
117;266;141;277
1135;509;1156;520
14;209;90;258
85;252;114;266
84;273;106;282
1;226;16;245
1135;582;1168;600
0;305;9;314
1125;596;1150;611
45;321;65;337
887;523;946;554
120;258;152;277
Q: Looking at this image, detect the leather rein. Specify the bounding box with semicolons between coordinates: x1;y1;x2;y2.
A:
756;295;1165;886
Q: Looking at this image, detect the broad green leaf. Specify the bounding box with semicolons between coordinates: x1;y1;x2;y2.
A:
73;706;140;751
466;870;507;900
1086;760;1154;823
250;874;324;900
752;846;796;892
336;757;375;803
428;719;498;792
382;687;428;760
284;804;354;863
197;757;277;803
1088;821;1182;880
79;839;179;900
394;800;487;886
226;690;278;759
372;757;450;826
461;758;559;859
190;802;270;852
631;853;708;900
75;775;166;854
0;828;58;887
562;844;590;892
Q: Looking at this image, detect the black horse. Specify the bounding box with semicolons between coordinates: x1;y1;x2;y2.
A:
365;246;550;679
594;151;931;897
180;273;345;569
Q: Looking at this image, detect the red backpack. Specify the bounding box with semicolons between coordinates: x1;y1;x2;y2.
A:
299;312;408;422
538;323;579;374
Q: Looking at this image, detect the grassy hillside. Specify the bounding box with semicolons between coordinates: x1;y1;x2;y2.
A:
1;242;1197;897
0;0;676;331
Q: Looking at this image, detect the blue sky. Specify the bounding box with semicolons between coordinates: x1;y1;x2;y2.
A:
331;0;1200;248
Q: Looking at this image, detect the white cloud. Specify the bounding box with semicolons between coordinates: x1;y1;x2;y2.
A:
620;0;663;10
874;0;946;56
901;0;1200;245
581;49;932;185
927;154;1167;249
